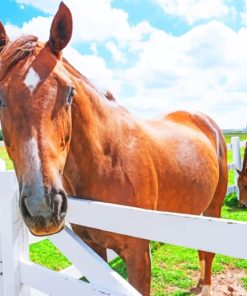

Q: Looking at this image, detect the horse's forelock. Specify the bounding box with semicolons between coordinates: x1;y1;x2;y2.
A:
0;35;38;80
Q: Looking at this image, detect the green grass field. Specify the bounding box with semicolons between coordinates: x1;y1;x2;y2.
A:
0;133;247;295
0;147;13;170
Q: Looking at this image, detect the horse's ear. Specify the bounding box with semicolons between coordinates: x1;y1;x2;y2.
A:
0;22;9;52
48;2;72;54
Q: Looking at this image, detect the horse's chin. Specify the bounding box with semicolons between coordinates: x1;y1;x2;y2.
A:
29;222;65;237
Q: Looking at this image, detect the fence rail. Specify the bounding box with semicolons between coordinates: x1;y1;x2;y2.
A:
67;197;247;259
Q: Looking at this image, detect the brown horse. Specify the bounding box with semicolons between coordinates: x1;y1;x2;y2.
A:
0;3;228;296
237;143;247;207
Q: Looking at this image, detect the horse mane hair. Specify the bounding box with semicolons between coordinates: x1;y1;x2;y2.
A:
0;35;38;80
105;90;116;101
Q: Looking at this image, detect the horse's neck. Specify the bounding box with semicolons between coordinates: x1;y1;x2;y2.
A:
64;81;116;193
76;81;113;140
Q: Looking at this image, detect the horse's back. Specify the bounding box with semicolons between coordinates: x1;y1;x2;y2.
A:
163;110;225;158
142;110;227;214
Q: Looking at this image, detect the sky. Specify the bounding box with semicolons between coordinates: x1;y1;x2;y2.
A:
1;0;247;129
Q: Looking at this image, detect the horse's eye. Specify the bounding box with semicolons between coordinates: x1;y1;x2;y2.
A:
66;88;75;105
0;95;5;108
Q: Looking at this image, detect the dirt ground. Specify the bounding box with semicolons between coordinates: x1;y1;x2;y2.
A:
210;268;247;296
158;268;247;295
190;268;247;296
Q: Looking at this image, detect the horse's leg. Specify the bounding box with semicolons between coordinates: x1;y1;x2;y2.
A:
201;251;215;296
194;208;221;296
120;239;151;296
198;189;227;295
85;241;108;261
71;224;107;261
189;250;206;294
197;250;205;288
196;134;228;296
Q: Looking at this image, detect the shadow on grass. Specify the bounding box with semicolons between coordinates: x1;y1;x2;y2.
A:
227;207;247;213
171;292;192;296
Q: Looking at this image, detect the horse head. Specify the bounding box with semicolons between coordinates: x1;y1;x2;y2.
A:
237;143;247;207
0;2;75;235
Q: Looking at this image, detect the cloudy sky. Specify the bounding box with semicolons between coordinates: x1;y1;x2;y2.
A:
1;0;247;129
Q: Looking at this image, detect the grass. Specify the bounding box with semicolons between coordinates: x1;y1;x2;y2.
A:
0;133;247;295
30;239;71;271
0;147;13;170
221;203;247;221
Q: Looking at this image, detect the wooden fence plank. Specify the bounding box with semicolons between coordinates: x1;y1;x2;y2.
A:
0;171;30;296
20;261;120;296
60;265;82;279
67;197;247;260
50;226;140;296
227;185;237;195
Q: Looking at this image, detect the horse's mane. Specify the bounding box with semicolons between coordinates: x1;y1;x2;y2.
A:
63;58;118;104
105;91;116;101
0;35;38;80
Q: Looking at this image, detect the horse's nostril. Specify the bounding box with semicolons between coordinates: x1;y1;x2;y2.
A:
52;192;67;220
53;194;62;217
60;191;68;214
21;196;33;218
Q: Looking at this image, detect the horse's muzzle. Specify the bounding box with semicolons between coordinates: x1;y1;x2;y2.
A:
19;187;68;236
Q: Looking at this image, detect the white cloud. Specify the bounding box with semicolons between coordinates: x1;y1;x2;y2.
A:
16;0;60;14
5;24;22;39
153;0;231;24
106;41;126;63
123;21;247;128
90;43;98;56
15;0;153;45
63;47;122;94
22;16;52;41
241;0;247;26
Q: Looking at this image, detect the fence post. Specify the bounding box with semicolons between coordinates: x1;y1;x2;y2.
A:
0;159;6;171
0;171;30;296
231;136;241;200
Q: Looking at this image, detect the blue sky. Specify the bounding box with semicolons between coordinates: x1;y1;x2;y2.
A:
1;0;247;128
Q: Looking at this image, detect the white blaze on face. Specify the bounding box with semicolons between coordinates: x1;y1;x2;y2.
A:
24;67;41;94
22;137;43;192
21;138;51;217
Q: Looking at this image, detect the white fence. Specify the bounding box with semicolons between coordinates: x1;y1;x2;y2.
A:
0;136;246;296
226;136;246;196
